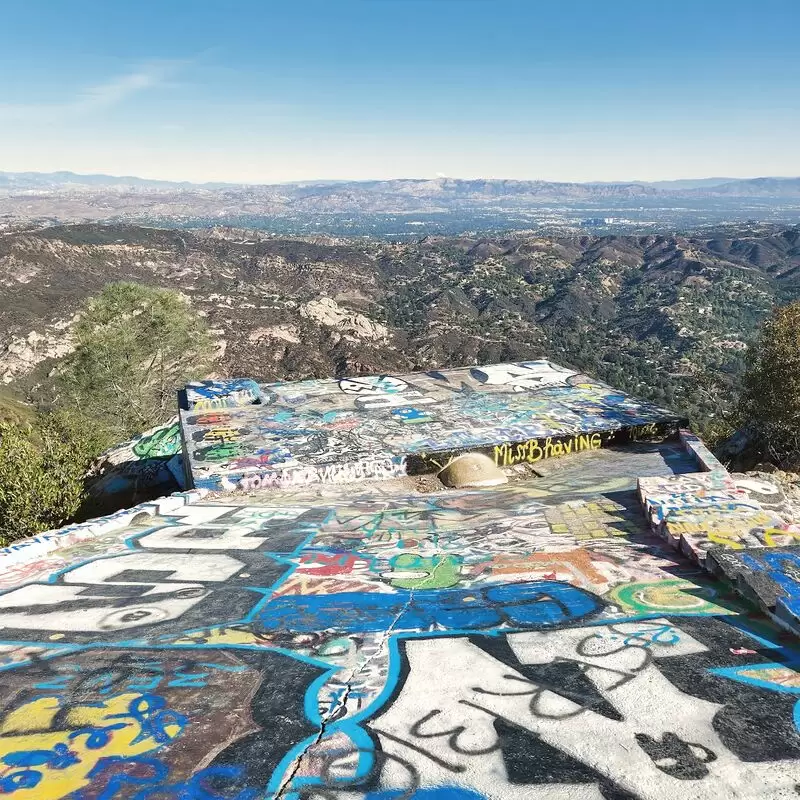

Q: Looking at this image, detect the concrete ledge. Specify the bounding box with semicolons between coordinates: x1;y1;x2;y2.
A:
0;489;206;565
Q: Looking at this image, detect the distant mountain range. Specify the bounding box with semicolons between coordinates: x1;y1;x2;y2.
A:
0;170;232;190
2;171;798;236
1;170;799;199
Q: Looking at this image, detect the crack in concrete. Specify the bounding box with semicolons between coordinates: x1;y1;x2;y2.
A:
274;555;458;797
274;587;417;799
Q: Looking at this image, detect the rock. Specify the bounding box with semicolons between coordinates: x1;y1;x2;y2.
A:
299;296;388;340
1;323;77;384
438;453;508;488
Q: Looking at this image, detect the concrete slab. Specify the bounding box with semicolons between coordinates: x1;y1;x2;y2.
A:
707;545;800;635
6;361;800;797
179;361;686;491
639;471;800;564
0;480;799;798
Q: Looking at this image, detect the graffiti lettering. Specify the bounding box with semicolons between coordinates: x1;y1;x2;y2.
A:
493;433;602;467
256;581;602;634
131;422;181;459
234;457;407;492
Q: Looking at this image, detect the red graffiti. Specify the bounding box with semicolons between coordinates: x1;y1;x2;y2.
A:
297;552;374;576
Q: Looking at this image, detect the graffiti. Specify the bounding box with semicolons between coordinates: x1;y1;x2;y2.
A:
193;441;254;462
0;504;313;642
0;648;293;799
131;421;182;459
638;471;791;527
391;407;436;424
185;379;263;410
544;496;644;540
180;361;685;490
383;553;463;589
491;549;608;587
354;617;800;799
339;375;437;411
469;361;576;391
6;349;800;800
1;456;799;798
667;506;798;559
493;432;602;466
191;425;250;444
608;578;744;615
339;376;410;395
257;581;602;635
85;420;186;510
235;456;408;491
0;691;185;799
708;546;800;633
637;469;800;571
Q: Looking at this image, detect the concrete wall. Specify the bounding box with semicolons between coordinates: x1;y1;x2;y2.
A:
0;482;797;798
85;417;185;515
180;361;685;491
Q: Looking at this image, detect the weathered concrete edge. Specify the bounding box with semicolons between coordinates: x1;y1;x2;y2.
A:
191;420;685;492
679;428;728;474
637;430;800;634
637;428;734;552
0;489;207;566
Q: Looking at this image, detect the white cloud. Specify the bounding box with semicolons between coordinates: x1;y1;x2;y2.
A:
0;61;178;122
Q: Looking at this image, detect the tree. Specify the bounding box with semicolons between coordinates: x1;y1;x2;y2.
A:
0;413;91;544
57;282;213;450
739;301;800;466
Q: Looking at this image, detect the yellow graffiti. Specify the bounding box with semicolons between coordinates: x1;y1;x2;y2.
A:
170;626;262;646
736;666;800;689
668;510;776;536
195;427;243;445
493;433;602;467
0;693;183;799
762;528;800;547
609;579;739;615
630;422;659;440
705;530;746;549
193;397;241;411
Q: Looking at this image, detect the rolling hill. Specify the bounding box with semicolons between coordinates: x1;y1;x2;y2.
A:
1;223;799;430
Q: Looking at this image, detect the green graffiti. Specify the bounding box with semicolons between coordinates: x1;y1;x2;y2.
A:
194;442;249;462
609;579;744;616
132;422;181;459
385;554;463;589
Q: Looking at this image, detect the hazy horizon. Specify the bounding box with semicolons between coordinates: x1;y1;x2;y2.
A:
2;0;798;183
1;168;798;188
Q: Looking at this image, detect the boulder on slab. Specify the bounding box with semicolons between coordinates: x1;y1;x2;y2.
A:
438;452;508;488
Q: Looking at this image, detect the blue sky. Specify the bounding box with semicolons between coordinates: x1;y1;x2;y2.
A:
1;0;798;183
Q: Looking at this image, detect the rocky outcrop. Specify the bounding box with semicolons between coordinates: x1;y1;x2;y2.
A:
299;296;388;341
1;322;76;384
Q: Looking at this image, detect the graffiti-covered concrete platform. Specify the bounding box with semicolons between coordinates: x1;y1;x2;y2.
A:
3;360;800;798
1;443;800;799
179;362;686;491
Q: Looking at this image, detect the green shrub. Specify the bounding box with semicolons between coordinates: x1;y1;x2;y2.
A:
0;414;92;544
